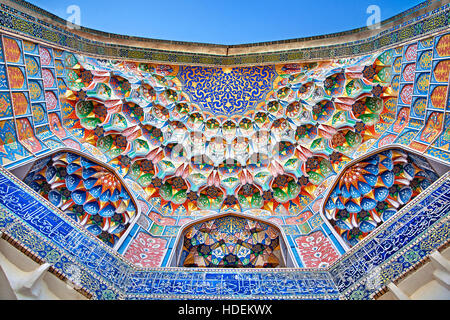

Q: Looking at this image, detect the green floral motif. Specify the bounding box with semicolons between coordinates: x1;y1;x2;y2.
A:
404;250;421;264
45;249;61;264
101;289;118;300
348;289;367;300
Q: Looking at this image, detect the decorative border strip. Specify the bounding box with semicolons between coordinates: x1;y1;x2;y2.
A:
372;240;450;299
0;230;94;299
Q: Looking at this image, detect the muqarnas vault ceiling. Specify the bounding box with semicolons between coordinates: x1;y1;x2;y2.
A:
323;148;440;247
23;151;137;247
179;215;286;268
62;50;394;218
0;1;449;271
58;50;395;256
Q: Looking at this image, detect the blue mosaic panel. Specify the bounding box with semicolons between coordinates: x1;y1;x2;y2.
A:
55;60;65;77
418;37;434;50
413;72;430;95
178;66;276;116
25;55;41;79
410;96;427;118
394;129;417;145
416;50;433;71
0;64;8;90
40;136;65;149
431;113;450;150
329;176;450;297
0;119;32;166
0;91;12;118
23;40;39;55
426;147;450;162
31;103;48;126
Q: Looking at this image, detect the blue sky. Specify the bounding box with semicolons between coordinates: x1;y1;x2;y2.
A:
27;0;424;45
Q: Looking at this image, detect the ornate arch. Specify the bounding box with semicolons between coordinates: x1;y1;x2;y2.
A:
321;145;448;249
168;212;298;268
9;148;140;249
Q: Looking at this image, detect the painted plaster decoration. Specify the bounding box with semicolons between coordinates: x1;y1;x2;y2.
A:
123;232;167;268
295;230;340;268
180;215;284;268
23;151;138;247
57;47;398;223
323;148;439;247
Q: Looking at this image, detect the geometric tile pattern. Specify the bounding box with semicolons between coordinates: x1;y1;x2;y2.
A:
180;215;283;268
0;1;448;66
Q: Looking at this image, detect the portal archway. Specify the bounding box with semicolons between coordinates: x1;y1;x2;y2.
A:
321;145;449;249
9;148;140;249
168;212;297;268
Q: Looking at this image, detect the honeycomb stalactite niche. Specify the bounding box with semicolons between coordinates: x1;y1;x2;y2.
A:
59;47;398;220
179;215;286;268
23;151;138;247
323;148;440;248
